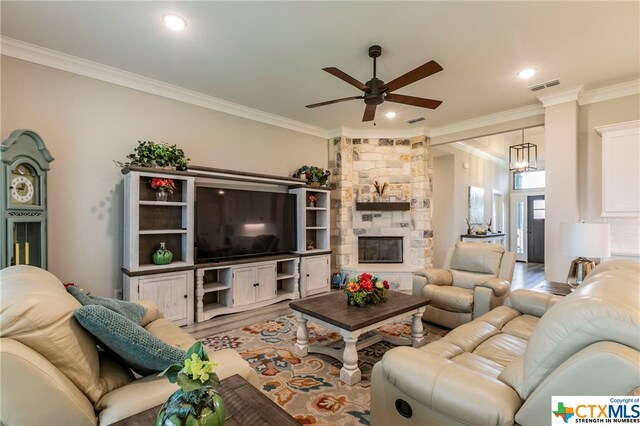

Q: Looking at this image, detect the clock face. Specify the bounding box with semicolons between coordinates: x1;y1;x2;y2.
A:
10;163;37;205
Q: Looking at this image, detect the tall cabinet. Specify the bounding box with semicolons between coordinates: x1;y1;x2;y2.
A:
121;167;195;325
291;186;331;297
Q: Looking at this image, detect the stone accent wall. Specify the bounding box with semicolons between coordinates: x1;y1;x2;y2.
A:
328;135;434;272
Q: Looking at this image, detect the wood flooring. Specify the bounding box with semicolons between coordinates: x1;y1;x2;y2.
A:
183;261;548;337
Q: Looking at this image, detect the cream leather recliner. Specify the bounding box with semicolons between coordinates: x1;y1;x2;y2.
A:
371;259;640;426
413;242;516;329
0;265;259;425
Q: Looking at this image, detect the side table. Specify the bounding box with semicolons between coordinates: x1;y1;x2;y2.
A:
533;281;573;296
113;374;298;426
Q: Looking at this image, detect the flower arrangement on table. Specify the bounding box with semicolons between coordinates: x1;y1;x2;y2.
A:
156;342;224;425
293;165;331;186
150;177;177;194
344;273;389;307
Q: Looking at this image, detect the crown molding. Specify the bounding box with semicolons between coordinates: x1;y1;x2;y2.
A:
0;37;328;139
449;142;507;167
3;37;638;143
429;104;544;138
580;80;640;105
537;86;584;108
327;126;428;140
594;119;640;136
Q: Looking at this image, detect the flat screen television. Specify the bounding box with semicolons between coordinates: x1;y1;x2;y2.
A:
195;186;297;262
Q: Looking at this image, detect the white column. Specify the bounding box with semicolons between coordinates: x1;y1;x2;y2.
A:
538;87;582;282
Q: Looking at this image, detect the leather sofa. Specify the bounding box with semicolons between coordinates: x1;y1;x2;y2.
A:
371;259;640;425
0;265;259;425
413;242;516;329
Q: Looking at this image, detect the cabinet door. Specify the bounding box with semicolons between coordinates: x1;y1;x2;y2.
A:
255;264;277;302
233;266;256;307
301;255;330;296
139;272;189;325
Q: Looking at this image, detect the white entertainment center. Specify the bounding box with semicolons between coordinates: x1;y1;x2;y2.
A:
122;166;331;326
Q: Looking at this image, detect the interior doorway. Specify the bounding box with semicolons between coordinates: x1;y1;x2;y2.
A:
491;190;504;234
526;195;545;263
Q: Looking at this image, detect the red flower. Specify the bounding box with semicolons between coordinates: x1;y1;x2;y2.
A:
360;273;372;282
150;177;176;194
383;280;389;289
361;279;374;292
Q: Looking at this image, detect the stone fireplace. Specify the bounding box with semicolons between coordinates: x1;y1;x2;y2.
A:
328;136;434;291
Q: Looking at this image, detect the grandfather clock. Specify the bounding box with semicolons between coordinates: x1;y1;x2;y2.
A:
1;130;54;269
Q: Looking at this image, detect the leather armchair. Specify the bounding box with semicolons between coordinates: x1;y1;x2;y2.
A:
371;259;640;426
413;242;516;328
0;265;259;425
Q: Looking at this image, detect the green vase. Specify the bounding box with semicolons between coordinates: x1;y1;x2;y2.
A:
156;387;224;426
152;242;173;265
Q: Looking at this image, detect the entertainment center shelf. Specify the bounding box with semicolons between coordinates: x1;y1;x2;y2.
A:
195;255;299;321
121;166;332;325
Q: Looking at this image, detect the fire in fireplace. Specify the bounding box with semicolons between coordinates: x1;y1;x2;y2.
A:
358;236;403;264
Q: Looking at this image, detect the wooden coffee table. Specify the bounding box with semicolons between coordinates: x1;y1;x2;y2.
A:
113;374;298;425
289;291;430;385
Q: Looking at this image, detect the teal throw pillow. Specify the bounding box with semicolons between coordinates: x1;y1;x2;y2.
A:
67;285;146;325
74;305;185;375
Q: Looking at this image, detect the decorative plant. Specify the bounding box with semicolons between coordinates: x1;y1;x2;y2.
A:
114;140;190;170
150;177;177;194
373;181;388;198
344;273;389;307
465;218;472;234
307;194;317;203
159;342;219;390
487;218;493;233
156;342;224;425
292;165;330;186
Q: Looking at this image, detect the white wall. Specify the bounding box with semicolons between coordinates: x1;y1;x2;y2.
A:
432;155;455;267
431;145;509;266
1;56;327;296
578;95;640;221
578;94;640;259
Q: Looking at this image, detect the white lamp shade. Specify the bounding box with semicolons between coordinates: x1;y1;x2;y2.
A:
560;222;611;258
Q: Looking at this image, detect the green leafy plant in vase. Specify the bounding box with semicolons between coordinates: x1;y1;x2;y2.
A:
156;342;224;426
292;165;330;186
115;140;190;170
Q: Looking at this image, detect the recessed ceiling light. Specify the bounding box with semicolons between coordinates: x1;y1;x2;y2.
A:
163;14;187;31
385;111;397;119
518;68;537;79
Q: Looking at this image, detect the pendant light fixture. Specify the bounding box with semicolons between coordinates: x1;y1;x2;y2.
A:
509;129;538;172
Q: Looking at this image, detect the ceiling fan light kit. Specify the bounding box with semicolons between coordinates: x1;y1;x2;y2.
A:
306;45;443;122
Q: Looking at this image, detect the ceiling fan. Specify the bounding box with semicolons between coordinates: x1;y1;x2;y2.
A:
306;45;443;122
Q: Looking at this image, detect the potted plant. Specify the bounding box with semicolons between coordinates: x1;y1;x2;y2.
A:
114;140;190;170
156;342;224;425
292;165;330;187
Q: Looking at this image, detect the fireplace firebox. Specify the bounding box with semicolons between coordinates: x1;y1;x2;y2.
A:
358;237;403;264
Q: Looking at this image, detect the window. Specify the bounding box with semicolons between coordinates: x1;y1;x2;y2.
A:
513;170;545;190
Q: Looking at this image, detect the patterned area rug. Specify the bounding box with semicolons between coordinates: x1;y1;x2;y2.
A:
199;314;447;425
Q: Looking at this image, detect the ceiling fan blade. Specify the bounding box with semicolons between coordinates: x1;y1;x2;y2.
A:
306;96;363;108
382;60;443;93
362;104;377;122
323;67;369;92
385;93;443;109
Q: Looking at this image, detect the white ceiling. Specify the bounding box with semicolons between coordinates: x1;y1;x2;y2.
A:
1;1;639;131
